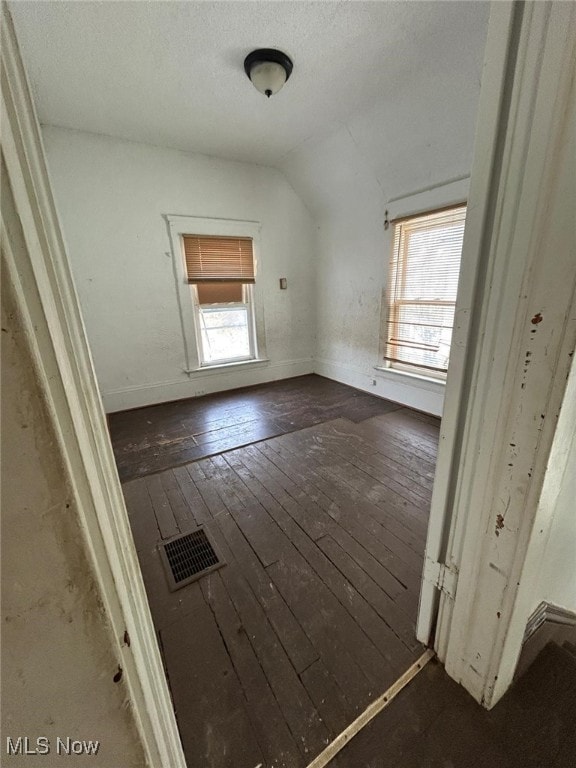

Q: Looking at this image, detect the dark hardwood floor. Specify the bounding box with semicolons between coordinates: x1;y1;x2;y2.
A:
109;374;402;482
112;376;439;768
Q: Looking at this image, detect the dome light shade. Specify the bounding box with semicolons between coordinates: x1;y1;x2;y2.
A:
244;49;293;98
249;61;287;97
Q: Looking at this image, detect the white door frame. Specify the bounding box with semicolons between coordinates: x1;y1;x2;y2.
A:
1;7;186;765
418;0;576;708
416;0;517;644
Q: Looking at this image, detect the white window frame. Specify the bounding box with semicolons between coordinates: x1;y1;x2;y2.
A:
385;205;466;381
166;215;267;373
377;178;470;386
193;284;258;367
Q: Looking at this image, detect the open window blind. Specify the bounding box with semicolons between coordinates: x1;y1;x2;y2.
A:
385;204;466;374
183;235;255;283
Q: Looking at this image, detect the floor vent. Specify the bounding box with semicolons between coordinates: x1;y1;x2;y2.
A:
159;527;224;591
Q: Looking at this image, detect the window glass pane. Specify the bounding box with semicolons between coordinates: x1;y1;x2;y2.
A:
199;307;251;362
388;303;455;372
402;222;464;301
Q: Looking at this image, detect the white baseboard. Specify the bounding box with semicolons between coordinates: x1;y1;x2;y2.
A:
314;358;445;417
103;358;314;412
103;356;444;415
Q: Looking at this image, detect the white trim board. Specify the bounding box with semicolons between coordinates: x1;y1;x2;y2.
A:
1;8;186;766
415;3;519;655
103;357;314;412
315;358;445;417
385;177;470;222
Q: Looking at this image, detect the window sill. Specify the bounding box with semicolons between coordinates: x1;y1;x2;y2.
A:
373;365;446;390
185;358;270;376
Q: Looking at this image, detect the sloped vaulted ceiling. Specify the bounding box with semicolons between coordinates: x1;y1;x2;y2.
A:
9;0;489;177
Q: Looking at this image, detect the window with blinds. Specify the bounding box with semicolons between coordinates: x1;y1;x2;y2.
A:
384;204;466;377
182;233;257;365
183;235;255;304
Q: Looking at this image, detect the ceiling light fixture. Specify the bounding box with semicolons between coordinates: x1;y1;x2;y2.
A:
244;49;293;98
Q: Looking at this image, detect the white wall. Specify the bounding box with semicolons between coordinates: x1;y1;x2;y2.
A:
1;275;145;766
42;126;316;412
536;435;576;612
281;5;488;416
527;349;576;617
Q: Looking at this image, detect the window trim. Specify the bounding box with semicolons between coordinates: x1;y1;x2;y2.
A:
166;215;267;373
378;178;470;384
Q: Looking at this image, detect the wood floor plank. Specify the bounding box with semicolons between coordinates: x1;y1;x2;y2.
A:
260;430;429;545
254;440;421;622
317;464;426;573
275;427;431;540
266;556;388;708
233;447;337;537
361;412;440;456
258;439;423;597
221;449;412;670
246;442;409;601
122;477;161;553
192;417;282;447
346;418;438;470
324;462;428;548
197;522;329;760
199;455;399;700
200;571;302;768
184;460;320;676
317;534;420;650
394;407;442;436
171;464;213;525
370;409;441;449
201;454;292;568
224;449;335;542
159;470;196;532
144;473;179;540
314;419;435;493
159;598;264;768
300;659;356;737
277;427;431;532
293;527;414;669
310;422;433;506
246;438;424;560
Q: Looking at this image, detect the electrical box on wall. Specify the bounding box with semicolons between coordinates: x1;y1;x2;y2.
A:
279;278;287;290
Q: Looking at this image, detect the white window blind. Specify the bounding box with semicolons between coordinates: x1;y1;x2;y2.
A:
385;204;466;376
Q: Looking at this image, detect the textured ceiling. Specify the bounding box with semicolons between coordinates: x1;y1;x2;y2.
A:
9;0;490;166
